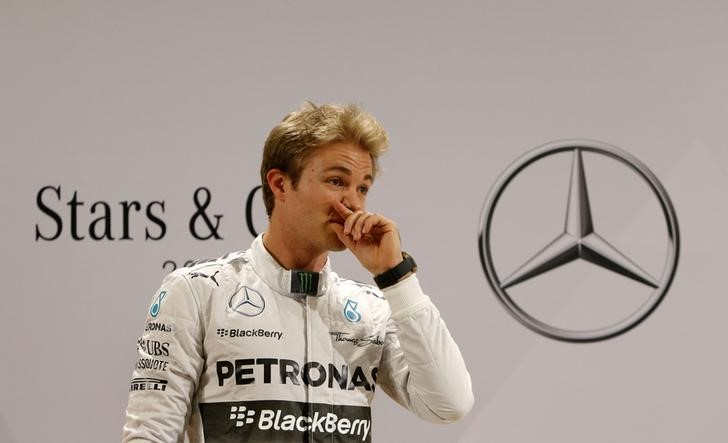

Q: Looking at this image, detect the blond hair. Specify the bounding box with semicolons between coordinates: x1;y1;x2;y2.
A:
260;102;389;217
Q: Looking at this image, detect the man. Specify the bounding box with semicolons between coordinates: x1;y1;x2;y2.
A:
123;103;473;442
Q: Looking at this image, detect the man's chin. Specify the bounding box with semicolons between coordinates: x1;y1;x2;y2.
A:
326;232;347;252
328;239;347;252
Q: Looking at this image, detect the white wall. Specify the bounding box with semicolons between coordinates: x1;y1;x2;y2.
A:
2;1;727;441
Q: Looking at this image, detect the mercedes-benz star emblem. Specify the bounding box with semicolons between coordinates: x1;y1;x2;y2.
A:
228;285;266;317
479;139;680;342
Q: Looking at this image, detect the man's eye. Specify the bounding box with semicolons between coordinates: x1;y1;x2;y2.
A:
328;178;343;186
359;186;369;195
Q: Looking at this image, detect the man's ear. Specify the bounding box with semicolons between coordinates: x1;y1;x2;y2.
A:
266;169;289;203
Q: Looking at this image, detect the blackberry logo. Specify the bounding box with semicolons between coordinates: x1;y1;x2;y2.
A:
199;400;372;441
230;405;256;427
215;328;283;340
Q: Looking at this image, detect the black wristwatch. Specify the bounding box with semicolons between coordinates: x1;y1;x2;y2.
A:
373;252;417;289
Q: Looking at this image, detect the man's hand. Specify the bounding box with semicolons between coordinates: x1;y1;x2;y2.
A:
330;200;402;276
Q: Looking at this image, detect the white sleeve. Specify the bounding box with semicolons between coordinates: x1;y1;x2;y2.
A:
122;272;205;443
376;274;474;423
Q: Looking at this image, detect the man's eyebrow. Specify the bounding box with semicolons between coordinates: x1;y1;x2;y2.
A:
323;166;373;182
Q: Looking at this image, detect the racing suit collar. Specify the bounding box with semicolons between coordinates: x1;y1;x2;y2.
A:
251;234;332;297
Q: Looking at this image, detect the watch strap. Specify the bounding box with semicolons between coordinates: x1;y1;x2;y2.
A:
373;252;417;289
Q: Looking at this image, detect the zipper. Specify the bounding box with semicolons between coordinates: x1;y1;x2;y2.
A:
305;295;313;443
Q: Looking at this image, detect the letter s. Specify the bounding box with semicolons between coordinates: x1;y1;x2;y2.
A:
145;201;166;240
35;185;63;241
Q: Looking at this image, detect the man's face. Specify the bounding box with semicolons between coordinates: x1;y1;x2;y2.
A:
283;141;373;253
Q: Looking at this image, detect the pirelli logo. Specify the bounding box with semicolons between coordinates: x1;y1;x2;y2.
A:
129;377;168;392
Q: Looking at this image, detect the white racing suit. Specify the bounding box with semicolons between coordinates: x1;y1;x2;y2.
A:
123;235;473;442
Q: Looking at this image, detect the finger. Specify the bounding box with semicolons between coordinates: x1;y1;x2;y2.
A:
352;212;373;241
330;223;355;249
362;213;381;235
344;210;364;235
333;200;354;219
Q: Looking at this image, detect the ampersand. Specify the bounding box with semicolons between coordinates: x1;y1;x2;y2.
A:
189;187;224;240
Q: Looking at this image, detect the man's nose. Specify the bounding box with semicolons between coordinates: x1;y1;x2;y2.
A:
342;192;363;212
341;199;360;213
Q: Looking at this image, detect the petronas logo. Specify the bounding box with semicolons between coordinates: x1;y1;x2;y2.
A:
149;291;167;318
344;299;362;323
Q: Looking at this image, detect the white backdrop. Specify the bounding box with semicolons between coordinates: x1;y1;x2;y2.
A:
2;1;727;442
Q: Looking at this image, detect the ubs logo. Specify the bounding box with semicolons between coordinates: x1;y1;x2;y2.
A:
479;140;680;342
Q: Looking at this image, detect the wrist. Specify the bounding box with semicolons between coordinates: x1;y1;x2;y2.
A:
373;252;418;289
373;254;404;276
